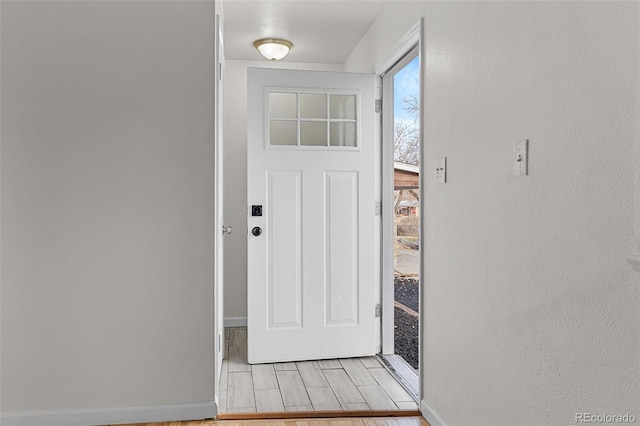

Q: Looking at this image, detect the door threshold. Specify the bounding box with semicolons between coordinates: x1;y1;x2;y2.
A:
217;410;421;421
380;354;419;402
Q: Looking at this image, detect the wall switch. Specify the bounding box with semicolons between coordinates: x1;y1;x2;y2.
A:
514;139;528;176
435;157;446;183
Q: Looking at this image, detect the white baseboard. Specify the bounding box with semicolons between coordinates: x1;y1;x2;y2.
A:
0;401;216;426
420;399;447;426
224;316;247;327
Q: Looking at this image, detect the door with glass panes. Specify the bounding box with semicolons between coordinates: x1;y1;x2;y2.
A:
247;68;379;363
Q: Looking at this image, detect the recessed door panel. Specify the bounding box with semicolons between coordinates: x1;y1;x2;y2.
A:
325;171;359;326
267;170;302;329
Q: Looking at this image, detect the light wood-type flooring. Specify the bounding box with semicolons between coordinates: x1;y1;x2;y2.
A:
118;416;430;426
220;328;418;414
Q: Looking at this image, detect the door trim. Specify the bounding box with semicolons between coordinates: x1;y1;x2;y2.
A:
372;20;422;76
375;18;424;403
213;12;226;410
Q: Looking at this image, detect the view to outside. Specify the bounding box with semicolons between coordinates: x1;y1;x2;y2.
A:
393;57;420;166
393;56;420;370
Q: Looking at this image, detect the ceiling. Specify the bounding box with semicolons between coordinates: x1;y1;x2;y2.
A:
221;0;392;64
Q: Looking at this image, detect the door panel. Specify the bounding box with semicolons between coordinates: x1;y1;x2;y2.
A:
267;170;303;329
247;68;378;363
325;171;359;326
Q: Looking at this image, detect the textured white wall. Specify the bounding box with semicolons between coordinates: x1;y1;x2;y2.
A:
223;60;342;320
1;0;215;413
345;2;640;425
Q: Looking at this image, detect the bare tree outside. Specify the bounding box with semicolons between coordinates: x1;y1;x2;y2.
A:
394;94;419;166
394;93;420;215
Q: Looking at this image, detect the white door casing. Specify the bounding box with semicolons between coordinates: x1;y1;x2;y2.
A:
214;14;226;397
247;68;379;363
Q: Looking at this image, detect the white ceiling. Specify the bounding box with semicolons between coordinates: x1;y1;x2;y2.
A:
221;0;392;64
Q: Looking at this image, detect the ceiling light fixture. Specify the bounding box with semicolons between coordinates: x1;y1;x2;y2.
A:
253;38;293;62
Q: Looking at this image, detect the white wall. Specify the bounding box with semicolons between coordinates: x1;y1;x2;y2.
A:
346;2;640;425
223;60;342;321
1;0;216;420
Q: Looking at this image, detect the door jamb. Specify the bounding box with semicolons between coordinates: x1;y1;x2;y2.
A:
214;12;226;413
373;17;424;400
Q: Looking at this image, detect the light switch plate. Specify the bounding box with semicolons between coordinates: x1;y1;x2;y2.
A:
514;139;528;176
435;157;446;183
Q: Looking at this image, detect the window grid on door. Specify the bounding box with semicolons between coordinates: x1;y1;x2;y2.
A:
267;89;359;149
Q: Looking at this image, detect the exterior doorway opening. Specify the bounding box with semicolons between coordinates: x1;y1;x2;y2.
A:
381;45;421;401
220;66;421;417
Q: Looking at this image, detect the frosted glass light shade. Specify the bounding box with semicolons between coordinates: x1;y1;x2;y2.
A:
254;38;293;61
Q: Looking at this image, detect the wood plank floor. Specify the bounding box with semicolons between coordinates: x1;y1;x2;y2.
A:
117;416;429;426
220;328;417;414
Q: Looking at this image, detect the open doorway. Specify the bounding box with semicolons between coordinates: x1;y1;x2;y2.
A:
381;45;421;401
217;66;420;416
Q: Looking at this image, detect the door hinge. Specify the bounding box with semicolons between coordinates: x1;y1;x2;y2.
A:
219;63;223;81
217;333;221;352
375;99;382;113
375;303;381;318
375;201;381;216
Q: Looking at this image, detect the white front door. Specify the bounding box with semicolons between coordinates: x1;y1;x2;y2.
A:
247;68;379;364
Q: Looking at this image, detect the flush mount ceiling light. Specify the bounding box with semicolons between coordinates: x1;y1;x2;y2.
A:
253;38;293;62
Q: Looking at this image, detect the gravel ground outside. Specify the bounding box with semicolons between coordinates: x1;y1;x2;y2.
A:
394;277;419;370
394;277;419;311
